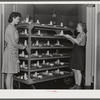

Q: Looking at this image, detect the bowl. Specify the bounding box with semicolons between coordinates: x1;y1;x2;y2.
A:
38;75;43;79
60;71;64;75
48;73;53;76
50;63;54;67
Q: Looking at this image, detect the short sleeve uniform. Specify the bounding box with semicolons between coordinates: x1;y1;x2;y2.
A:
2;24;20;73
69;32;86;71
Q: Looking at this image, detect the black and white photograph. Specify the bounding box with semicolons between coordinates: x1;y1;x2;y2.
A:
0;1;100;93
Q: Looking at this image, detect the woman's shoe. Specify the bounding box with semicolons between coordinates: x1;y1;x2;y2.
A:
70;84;78;89
70;84;81;89
75;85;81;89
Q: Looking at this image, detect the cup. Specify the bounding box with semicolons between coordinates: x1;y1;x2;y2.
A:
60;22;63;26
50;21;53;25
26;18;29;23
37;20;40;24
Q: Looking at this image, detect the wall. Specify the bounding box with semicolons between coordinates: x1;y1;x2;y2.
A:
4;4;14;29
35;14;78;29
35;5;88;29
78;4;87;23
15;4;34;21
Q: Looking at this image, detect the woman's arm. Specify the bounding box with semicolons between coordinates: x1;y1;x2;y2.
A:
13;42;25;50
64;34;80;45
7;27;25;50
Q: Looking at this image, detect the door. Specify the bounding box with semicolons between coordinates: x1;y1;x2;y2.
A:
0;4;2;89
95;4;100;89
85;5;95;88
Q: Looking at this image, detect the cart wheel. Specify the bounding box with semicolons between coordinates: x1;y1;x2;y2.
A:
64;77;72;85
30;85;35;89
13;81;21;89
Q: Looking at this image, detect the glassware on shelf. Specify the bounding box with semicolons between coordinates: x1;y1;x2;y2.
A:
32;63;37;67
24;29;28;35
20;31;24;35
25;15;29;23
36;20;40;24
20;61;27;69
57;40;60;45
59;30;64;35
31;51;39;57
46;62;49;65
20;76;24;79
43;70;48;75
37;30;41;35
48;72;53;76
24;73;28;80
22;61;25;68
55;40;60;46
33;72;38;77
55;59;60;64
24;40;28;46
32;43;34;46
49;21;53;25
36;61;42;68
49;63;54;67
37;61;39;66
35;40;39;46
60;62;64;65
19;51;25;57
47;41;50;46
60;22;63;26
35;40;42;47
46;50;49;56
25;18;29;23
60;71;64;75
55;69;60;74
57;59;60;64
35;51;38;56
38;75;43;79
20;64;23;68
42;60;45;65
25;54;28;58
22;51;25;57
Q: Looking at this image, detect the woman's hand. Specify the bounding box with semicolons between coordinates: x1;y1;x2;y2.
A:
19;44;25;50
65;34;71;39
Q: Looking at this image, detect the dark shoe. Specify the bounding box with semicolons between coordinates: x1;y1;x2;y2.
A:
70;84;77;89
70;84;81;89
75;85;81;89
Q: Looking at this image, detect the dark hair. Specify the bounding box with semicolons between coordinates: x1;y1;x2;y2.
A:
78;22;87;33
8;12;21;23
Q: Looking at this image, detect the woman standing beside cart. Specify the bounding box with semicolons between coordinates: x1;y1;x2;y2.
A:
60;22;87;89
2;12;26;89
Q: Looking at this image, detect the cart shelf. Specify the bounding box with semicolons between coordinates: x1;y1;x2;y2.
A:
14;22;74;89
14;71;73;85
19;55;71;61
20;64;69;72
